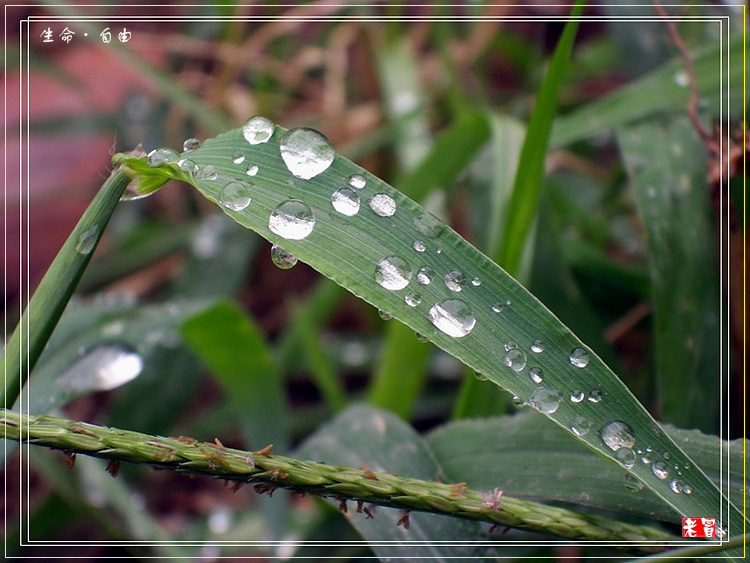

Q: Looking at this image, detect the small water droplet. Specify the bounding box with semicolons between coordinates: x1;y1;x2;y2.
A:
331;188;360;216
529;387;562;414
378;309;393;321
503;349;527;372
569;347;590;368
599;421;635;451
279;127;335;180
428;299;476;338
624;474;644;493
471;277;481;287
183;138;200;152
673;70;689;87
491;303;503;313
232;151;246;164
147;147;179;167
415;332;429;343
512;396;527;408
681;483;692;495
404;291;421;307
57;344;143;392
473;371;488;382
417;266;434;285
242;115;275;145
246;164;259;176
375;256;412;290
444;270;465;292
75;226;99;255
570;416;591;436
196;164;218;181
669;478;685;494
641;449;654;465
651;461;669;480
369;194;396;217
348;174;366;189
504;341;518;351
662;452;671;461
218;181;252;211
528;367;543;384
178;158;198;175
270;244;297;269
413;240;426;252
414;213;444;238
570;390;585;403
616;448;636;468
588;388;602;403
530;340;544;353
268;199;316;240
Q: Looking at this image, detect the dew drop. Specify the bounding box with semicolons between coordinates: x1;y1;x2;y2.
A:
270;244;297;270
588;388;602;403
599;421;635;451
75;226;99;255
616;448;636;468
529;387;562;414
471;277;481;287
268;199;316;240
673;70;689;87
279;127;335;180
196;165;218;181
624;474;644;493
473;371;488;382
512;396;527;408
378;309;393;321
218;181;252;211
413;240;426;252
503;349;527;372
56;344;143;392
444;270;465;292
681;483;692;495
242;115;275;145
428;299;476;338
147;147;179;167
669;478;685;494
491;303;503;314
369;194;396;217
232;151;246;164
530;339;544;353
331;188;360;216
415;332;429;343
570;390;585;403
375;256;412;291
404;291;422;307
417;266;434;285
570;416;591;436
246;164;259;176
414;213;444;238
662;452;671;461
651;462;669;480
348;174;366;189
178;158;198;175
569;347;590;368
183;138;200;152
528;367;543;384
504;341;518;351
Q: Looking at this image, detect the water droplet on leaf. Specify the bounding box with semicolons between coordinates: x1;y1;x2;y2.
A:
599;421;635;451
183;138;200;152
375;256;412;290
651;461;669;480
246;164;259;176
669;478;685;494
369;194;396;217
404;291;421;307
491;303;503;314
570;390;585;403
512;396;527;408
147;147;179;167
414;213;444;238
444;270;465;292
569;347;590;368
471;277;481;287
417;266;434;285
503;349;527;372
616;448;636;468
378;309;393;321
270;244;297;269
178;158;198;175
624;474;644;493
232;151;245;164
242;115;275;145
570;416;591;436
348;174;366;189
588;388;602;403
428;299;476;338
196;165;218;181
530;339;544;353
413;240;426;252
331;188;360;216
529;387;562;414
269;199;316;240
75;226;99;255
279;127;335;180
528;367;543;384
219;181;252;211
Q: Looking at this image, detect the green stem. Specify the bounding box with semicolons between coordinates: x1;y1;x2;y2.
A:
3;168;130;409
3;408;676;549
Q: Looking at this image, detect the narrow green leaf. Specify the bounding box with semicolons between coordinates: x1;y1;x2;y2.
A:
498;1;584;275
3;167;129;408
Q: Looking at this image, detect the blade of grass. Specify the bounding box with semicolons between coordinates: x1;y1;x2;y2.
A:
117;113;745;549
3;167;130;409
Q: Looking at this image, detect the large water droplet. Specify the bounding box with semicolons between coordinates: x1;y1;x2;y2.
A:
529;387;562;414
616;448;636;468
417;266;434;285
75;226;100;255
147;147;179;167
428;299;476;338
348;174;366;189
569;347;590;368
375;256;412;290
56;344;143;392
599;421;636;451
369;194;396;217
196;165;218;181
219;181;252;211
178;158;198;175
570;416;591;436
651;461;669;480
570;390;585;403
404;291;421;307
246;164;259;176
242;115;275;145
270;245;297;270
183;138;200;152
279;127;335;180
269;199;316;240
528;367;543;384
624;474;644;493
503;349;527;372
530;339;544;353
413;240;426;252
444;270;465;292
414;213;444;238
331;188;360;216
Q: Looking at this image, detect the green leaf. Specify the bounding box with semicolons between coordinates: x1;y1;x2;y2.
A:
115;113;744;545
